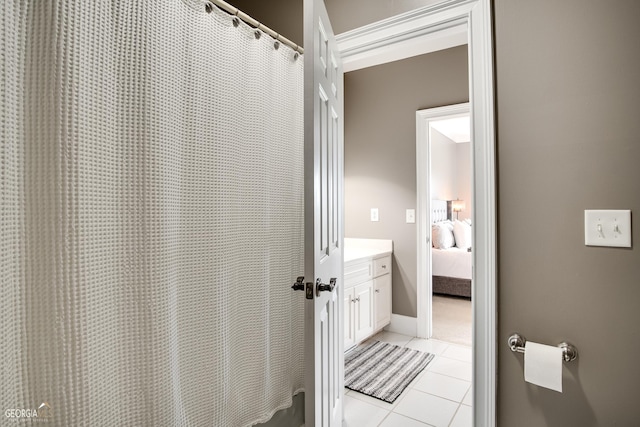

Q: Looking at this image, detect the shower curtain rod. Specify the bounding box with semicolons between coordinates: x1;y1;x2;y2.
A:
207;0;304;55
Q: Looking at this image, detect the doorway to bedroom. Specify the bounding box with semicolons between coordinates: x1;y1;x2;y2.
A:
339;0;497;422
417;103;473;348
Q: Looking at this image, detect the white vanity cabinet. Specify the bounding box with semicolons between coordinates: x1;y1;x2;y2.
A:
345;280;374;345
373;258;392;331
344;287;356;349
343;239;393;351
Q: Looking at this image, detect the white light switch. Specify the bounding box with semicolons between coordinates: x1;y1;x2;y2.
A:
370;208;379;222
584;210;631;247
406;209;415;223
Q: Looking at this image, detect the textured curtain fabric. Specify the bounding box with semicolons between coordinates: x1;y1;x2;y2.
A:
1;1;304;425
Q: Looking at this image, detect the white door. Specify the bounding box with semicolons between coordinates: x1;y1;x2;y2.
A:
303;0;344;425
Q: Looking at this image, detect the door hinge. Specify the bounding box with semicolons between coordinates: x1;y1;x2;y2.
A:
291;276;305;291
305;281;314;300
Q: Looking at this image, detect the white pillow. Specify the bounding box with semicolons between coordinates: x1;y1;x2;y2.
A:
440;220;454;231
432;223;455;249
453;220;472;249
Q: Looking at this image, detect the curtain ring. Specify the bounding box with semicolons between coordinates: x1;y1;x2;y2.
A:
293;52;299;61
204;2;213;13
254;30;261;40
232;17;240;27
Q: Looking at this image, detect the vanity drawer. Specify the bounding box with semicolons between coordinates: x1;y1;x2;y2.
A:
344;260;372;287
373;255;391;277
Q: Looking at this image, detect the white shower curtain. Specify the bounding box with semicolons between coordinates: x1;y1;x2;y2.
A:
1;1;304;426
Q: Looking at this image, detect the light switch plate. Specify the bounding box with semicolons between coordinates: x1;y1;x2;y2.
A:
406;209;415;223
584;210;631;247
370;208;379;222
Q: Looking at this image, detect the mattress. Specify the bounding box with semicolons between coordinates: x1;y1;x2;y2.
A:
432;247;472;280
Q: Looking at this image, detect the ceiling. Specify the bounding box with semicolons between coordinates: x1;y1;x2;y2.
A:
431;116;470;143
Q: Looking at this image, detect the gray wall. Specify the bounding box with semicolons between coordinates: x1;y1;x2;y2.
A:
455;142;471;221
228;0;445;46
343;49;469;317
325;0;444;35
431;130;459;202
226;0;303;47
228;0;303;45
431;131;472;221
495;0;640;425
225;0;640;424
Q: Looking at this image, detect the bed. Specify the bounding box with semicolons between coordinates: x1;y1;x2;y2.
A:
431;200;472;298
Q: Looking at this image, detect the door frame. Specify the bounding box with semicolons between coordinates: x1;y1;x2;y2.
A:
336;1;496;425
416;102;470;340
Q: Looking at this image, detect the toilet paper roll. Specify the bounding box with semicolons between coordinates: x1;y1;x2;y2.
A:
524;341;563;392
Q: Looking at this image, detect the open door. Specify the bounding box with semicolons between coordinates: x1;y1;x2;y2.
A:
303;0;344;426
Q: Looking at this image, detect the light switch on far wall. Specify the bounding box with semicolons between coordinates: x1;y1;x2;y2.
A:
406;209;415;223
584;209;632;247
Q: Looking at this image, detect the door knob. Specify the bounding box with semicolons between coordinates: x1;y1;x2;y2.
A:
316;277;337;296
291;276;305;291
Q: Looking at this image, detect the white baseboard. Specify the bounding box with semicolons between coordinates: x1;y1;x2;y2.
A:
384;314;417;337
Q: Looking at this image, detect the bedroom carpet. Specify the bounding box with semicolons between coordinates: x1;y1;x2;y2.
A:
344;341;434;403
432;295;472;347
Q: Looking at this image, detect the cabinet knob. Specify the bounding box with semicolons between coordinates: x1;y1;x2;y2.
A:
375;289;380;293
381;265;387;269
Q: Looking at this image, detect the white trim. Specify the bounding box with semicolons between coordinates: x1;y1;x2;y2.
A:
384;314;417;337
416;103;470;342
336;1;473;72
337;1;496;425
468;2;497;424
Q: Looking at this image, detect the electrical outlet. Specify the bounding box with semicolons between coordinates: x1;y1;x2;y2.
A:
370;208;379;222
584;210;631;247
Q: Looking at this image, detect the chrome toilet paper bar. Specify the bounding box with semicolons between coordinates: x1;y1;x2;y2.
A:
508;333;578;362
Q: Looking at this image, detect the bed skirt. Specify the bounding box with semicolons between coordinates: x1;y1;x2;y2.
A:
433;276;471;299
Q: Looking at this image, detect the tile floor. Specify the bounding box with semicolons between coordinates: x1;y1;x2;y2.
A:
343;331;472;427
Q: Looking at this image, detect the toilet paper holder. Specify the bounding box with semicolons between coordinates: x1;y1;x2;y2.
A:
508;333;578;362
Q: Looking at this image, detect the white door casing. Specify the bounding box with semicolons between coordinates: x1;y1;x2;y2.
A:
416;102;470;341
304;0;344;426
336;1;496;425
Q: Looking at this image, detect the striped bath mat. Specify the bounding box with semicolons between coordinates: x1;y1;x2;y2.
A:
345;341;434;403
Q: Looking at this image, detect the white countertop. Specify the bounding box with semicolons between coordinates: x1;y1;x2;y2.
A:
344;238;393;264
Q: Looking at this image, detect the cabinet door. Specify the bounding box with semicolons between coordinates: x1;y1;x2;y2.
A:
374;274;392;330
354;281;374;342
344;288;355;350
